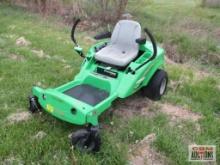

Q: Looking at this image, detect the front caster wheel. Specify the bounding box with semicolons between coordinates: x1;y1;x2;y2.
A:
71;127;101;153
28;96;41;113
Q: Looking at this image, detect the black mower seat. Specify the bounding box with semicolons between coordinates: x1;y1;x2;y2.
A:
95;20;141;67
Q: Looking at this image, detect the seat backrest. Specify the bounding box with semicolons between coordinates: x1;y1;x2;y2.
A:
110;20;141;49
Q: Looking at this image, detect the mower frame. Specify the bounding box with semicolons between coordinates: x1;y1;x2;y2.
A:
29;19;167;152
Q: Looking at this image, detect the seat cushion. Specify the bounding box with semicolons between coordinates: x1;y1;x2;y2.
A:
94;20;141;67
95;45;138;67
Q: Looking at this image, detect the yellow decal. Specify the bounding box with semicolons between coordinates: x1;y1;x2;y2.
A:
46;104;54;113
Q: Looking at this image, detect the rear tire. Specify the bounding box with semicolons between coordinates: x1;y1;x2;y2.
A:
142;69;168;101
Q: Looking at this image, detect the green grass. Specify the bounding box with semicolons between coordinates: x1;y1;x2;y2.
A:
0;1;220;164
128;0;220;65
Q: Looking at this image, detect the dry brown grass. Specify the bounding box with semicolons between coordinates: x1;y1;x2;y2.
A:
9;0;128;25
202;0;220;7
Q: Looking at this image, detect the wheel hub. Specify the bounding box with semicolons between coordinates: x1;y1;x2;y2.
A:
160;78;167;95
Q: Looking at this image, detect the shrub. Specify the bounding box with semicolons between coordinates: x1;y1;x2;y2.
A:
6;0;128;25
202;0;220;7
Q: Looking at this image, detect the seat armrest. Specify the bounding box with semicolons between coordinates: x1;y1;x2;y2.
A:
136;38;146;44
95;42;108;52
94;32;111;40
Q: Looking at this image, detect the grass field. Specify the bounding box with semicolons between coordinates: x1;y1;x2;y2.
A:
0;0;220;164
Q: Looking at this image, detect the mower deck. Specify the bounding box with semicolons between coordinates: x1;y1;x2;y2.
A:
64;84;109;106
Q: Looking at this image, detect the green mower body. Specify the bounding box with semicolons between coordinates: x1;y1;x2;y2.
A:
31;41;165;126
29;19;168;152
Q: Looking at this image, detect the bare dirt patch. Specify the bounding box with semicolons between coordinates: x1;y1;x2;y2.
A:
8;54;25;62
6;111;31;124
163;43;186;63
202;0;220;8
213;28;220;40
169;79;185;93
31;49;69;64
129;133;168;165
208;53;220;66
33;131;47;140
160;103;202;123
166;59;212;82
83;36;96;45
2;157;23;165
194;69;211;80
217;85;220;91
110;93;156;119
8;24;16;30
163;43;179;62
3;103;8;110
31;49;51;59
165;56;177;65
64;64;71;69
178;19;209;38
53;55;67;63
16;37;31;46
35;81;46;88
36;81;43;86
